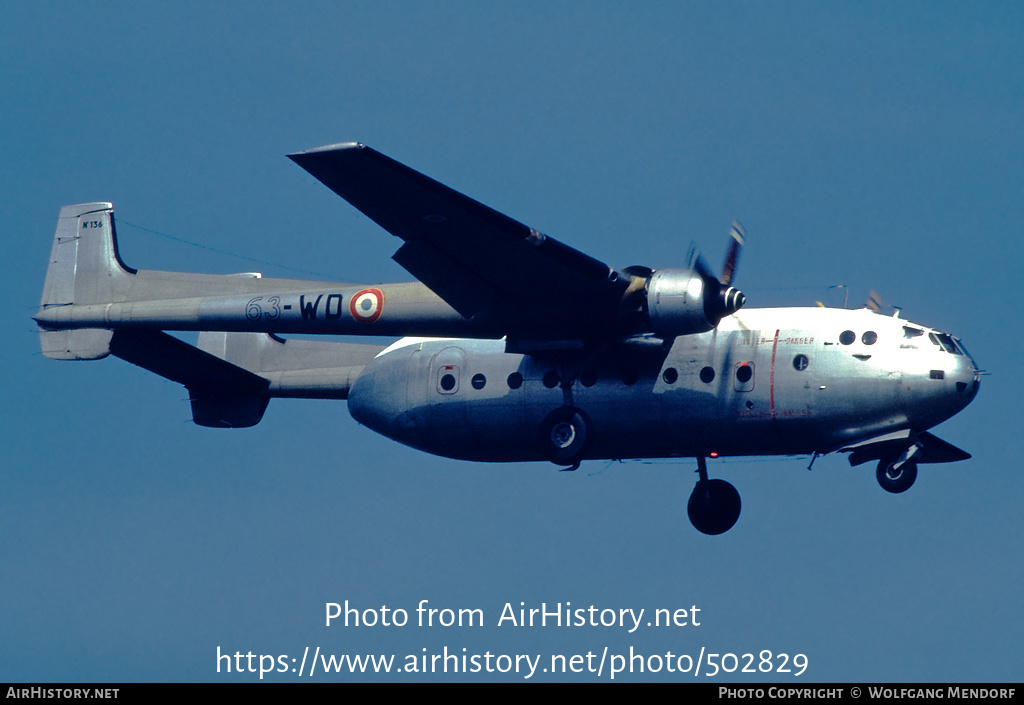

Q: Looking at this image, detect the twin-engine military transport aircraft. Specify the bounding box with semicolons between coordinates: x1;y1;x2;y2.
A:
35;143;981;534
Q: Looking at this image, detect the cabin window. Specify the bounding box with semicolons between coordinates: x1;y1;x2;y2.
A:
793;354;809;371
471;373;486;390
621;369;639;386
580;369;597;387
700;366;715;383
438;372;458;393
862;331;878;345
507;372;523;389
839;330;856;345
543;370;560;388
663;367;678;384
734;362;755;392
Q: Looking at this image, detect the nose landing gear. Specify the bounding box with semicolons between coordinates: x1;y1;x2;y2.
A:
876;442;922;494
687;456;741;535
876;458;918;493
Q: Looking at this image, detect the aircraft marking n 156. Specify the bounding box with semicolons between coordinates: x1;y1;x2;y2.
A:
34;142;981;534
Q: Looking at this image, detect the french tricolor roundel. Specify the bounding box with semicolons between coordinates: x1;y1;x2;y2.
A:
349;288;384;323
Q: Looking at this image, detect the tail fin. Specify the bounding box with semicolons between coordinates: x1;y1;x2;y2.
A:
38;203;134;359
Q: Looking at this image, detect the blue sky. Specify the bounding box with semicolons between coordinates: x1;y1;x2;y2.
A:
2;1;1021;682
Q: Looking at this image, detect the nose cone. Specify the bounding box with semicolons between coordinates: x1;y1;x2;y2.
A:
952;343;981;407
900;329;981;431
929;338;981;424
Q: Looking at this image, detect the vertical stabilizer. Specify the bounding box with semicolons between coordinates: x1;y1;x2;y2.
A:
38;203;134;359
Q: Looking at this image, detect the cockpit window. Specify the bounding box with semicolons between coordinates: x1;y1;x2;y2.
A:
953;337;972;359
936;333;963;355
902;326;924;338
929;332;962;354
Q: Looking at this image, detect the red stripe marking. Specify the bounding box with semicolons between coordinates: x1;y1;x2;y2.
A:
769;328;780;421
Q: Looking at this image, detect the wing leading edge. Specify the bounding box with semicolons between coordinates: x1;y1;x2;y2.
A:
288;143;629;342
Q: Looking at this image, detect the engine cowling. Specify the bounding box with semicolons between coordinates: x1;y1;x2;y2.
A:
646;268;745;338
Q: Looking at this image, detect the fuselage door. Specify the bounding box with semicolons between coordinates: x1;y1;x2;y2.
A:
431;346;466;397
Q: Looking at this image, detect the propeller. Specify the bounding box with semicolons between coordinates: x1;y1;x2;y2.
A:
689;221;746;324
866;289;882;312
720;221;744;287
618;222;746;336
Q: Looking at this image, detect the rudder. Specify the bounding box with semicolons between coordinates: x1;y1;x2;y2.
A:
38;203;134;359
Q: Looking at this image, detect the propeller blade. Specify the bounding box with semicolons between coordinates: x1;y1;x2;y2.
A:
720;221;745;286
687;244;717;283
866;290;882;312
688;241;745;323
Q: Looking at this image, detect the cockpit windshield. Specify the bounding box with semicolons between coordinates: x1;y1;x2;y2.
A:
952;336;973;359
929;332;962;355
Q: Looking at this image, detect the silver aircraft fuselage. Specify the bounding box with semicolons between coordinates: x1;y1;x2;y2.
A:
348;307;980;462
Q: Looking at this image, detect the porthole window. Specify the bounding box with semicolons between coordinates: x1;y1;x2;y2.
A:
700;366;715;384
542;370;560;388
507;372;523;389
440;373;457;391
839;330;856;345
471;373;486;390
736;364;753;384
793;354;809;371
580;370;597;387
862;331;877;345
663;367;678;384
621;369;638;386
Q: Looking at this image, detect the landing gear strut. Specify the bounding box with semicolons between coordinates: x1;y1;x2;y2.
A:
687;456;742;535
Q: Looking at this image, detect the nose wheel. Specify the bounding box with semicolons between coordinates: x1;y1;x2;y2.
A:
876;442;922;494
687;457;741;535
876;457;918;493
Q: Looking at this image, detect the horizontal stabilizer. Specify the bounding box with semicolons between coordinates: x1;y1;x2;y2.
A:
109;330;385;427
110;330;270;428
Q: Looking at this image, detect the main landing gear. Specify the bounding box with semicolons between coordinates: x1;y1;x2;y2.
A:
540;406;592;471
687;457;742;535
540;368;593;471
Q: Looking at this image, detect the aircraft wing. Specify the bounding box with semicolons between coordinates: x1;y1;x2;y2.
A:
288;143;628;341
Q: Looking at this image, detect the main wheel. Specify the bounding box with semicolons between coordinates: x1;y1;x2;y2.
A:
540;407;591;466
687;479;742;535
876;457;918;493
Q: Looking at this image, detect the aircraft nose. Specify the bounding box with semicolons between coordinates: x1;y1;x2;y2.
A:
953;346;981;405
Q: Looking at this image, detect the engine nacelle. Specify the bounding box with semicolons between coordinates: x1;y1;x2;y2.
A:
646;268;744;338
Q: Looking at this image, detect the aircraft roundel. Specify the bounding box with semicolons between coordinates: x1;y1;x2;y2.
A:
349;288;384;323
